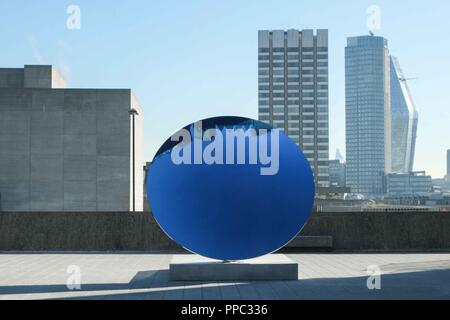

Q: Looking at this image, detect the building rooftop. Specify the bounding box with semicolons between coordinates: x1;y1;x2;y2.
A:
0;65;66;89
346;34;388;47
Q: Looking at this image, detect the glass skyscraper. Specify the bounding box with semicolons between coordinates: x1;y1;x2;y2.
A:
345;35;391;196
345;35;419;196
390;56;418;174
258;29;329;188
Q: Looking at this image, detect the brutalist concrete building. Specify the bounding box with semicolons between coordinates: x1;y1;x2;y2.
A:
0;65;143;212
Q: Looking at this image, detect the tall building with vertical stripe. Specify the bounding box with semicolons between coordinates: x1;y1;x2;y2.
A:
345;35;391;196
258;29;329;188
345;35;419;196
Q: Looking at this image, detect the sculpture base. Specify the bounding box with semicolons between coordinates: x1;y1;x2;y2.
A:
170;254;298;281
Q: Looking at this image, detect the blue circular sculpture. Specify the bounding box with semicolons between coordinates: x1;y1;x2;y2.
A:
147;116;315;261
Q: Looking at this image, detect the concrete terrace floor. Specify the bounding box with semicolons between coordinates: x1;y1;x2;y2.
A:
0;253;449;300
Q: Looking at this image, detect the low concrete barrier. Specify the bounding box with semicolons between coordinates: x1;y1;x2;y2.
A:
0;212;180;252
0;211;449;252
286;236;333;249
300;211;450;251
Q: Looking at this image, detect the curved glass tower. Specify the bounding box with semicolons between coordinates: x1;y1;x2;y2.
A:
390;56;418;174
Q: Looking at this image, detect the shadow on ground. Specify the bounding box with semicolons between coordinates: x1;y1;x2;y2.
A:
1;267;450;300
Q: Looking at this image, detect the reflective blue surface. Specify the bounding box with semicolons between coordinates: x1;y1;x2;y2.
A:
147;116;315;261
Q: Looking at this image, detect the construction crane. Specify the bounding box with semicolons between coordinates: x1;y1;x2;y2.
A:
399;77;418;82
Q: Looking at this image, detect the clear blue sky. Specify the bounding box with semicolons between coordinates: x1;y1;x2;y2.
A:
1;0;449;178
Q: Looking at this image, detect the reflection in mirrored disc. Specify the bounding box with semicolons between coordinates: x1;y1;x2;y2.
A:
147;116;315;261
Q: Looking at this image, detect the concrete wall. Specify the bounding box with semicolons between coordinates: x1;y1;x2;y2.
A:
0;66;66;89
24;65;53;89
0;86;142;211
301;211;450;251
0;69;24;88
0;212;180;251
0;211;449;252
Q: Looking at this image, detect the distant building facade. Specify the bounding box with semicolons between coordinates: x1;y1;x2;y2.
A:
329;160;346;188
258;29;329;188
0;65;143;212
345;35;391;196
390;56;418;173
447;149;450;181
386;171;432;197
432;177;450;194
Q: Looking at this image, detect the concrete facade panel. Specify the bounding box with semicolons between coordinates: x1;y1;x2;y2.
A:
64;181;97;202
64;90;97;114
64;155;97;181
64;113;97;135
0;181;29;202
30;155;63;182
0;69;24;88
97;156;129;182
0;155;30;180
30;181;63;211
96;156;129;211
97;134;129;156
31;111;63;135
31;135;63;155
97;180;129;204
97;111;128;136
32;90;65;112
0;89;31;111
96;90;130;113
24;65;52;89
63;135;97;156
0;111;30;135
0;134;29;155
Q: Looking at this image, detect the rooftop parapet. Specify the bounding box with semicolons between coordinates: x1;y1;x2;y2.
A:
0;65;66;89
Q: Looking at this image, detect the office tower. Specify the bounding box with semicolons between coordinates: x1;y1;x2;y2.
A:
0;65;143;212
345;35;391;196
258;29;329;188
390;56;418;173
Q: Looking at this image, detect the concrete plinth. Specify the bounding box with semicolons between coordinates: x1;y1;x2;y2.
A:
169;254;298;281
